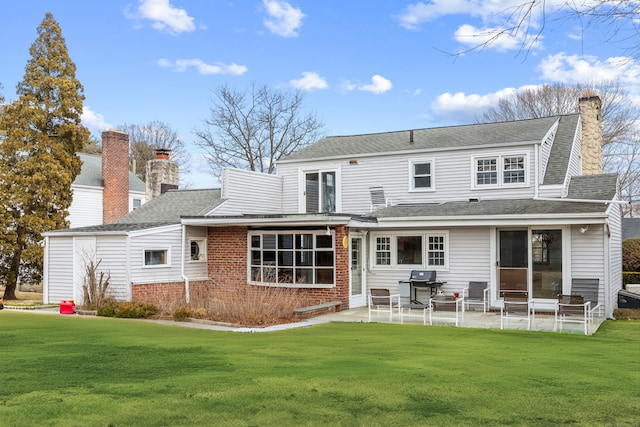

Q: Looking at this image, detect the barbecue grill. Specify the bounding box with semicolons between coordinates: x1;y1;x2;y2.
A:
408;270;444;304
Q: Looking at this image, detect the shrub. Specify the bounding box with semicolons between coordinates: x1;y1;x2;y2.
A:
622;238;640;272
172;307;206;321
81;259;111;310
98;301;158;319
614;308;640;320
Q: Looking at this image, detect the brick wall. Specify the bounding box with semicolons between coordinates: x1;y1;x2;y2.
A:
207;225;351;309
132;279;212;309
102;130;130;224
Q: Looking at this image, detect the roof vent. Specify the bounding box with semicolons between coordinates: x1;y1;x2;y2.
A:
469;197;480;203
409;130;414;144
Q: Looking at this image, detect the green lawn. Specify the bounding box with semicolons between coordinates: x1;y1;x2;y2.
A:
1;311;638;426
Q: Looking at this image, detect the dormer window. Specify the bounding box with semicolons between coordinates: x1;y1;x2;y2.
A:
409;159;435;191
474;154;527;188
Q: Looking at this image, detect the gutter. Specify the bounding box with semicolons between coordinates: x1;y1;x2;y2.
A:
533;196;630;205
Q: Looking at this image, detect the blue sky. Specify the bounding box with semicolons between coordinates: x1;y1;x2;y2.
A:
1;1;639;188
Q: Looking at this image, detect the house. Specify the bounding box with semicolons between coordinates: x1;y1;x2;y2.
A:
43;95;623;319
68;130;146;228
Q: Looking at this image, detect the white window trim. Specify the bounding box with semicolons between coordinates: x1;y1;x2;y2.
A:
247;230;336;288
370;231;449;271
408;158;436;192
143;248;171;268
298;167;342;213
472;153;528;189
189;238;207;263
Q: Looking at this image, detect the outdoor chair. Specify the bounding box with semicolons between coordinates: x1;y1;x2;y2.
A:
464;281;489;312
500;292;532;330
571;278;602;323
368;288;400;322
554;294;590;335
428;295;464;327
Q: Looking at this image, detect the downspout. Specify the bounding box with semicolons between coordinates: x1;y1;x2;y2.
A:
181;224;190;304
603;220;611;318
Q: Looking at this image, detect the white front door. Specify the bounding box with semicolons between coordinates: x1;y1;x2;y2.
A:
349;234;366;307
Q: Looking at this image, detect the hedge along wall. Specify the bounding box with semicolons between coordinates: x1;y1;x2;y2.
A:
207;225;350;309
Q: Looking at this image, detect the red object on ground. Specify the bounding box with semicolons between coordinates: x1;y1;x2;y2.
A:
60;300;75;314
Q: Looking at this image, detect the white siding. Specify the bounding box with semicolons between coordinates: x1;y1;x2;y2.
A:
214;168;283;215
45;237;75;304
129;226;184;284
607;204;623;317
570;224;606;314
184;226;209;279
365;227;492;301
95;235;130;301
281;146;537;215
68;186;103;228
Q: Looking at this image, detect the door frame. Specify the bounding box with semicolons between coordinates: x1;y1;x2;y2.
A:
349;232;366;308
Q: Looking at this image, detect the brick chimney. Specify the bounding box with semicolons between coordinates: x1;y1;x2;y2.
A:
579;94;603;175
102;130;130;224
145;148;179;200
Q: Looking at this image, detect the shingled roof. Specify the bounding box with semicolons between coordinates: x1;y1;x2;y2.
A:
73;152;146;192
47;188;222;234
281;115;569;162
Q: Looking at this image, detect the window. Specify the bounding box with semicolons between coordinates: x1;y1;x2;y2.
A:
375;236;391;265
304;170;337;213
133;198;142;209
249;232;334;286
475;155;527;187
190;239;206;262
372;232;448;269
144;249;169;267
409;160;434;191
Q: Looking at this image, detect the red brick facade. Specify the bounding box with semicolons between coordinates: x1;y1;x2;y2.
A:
102;130;130;224
207;225;351;310
132;280;211;309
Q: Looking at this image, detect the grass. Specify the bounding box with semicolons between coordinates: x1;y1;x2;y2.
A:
1;312;639;426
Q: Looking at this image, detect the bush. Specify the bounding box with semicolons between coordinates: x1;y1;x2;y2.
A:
172;307;206;321
614;308;640;320
97;301;158;319
622;238;640;272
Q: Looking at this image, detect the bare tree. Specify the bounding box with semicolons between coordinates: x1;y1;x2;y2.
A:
481;81;640;215
448;1;640;60
194;83;325;178
118;120;190;181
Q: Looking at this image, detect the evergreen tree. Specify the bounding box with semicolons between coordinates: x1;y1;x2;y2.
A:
0;13;89;299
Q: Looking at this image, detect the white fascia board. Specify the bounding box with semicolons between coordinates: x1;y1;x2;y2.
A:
71;184;104;191
129;223;182;237
369;213;608;228
42;230;129;237
181;215;354;227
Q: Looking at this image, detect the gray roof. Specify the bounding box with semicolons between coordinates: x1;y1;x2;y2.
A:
74;153;146;192
282;115;567;162
372;198;611;219
115;188;222;224
622;218;640;240
373;174;617;219
566;174;618;200
49;188;222;234
543;114;578;185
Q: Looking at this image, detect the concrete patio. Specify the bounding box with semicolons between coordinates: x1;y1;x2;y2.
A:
315;306;605;335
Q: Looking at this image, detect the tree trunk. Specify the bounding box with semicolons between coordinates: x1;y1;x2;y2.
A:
2;227;24;300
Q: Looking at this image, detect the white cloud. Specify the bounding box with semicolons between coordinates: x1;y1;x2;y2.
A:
263;0;305;37
431;87;533;122
339;79;357;92
454;24;542;52
127;0;196;34
157;58;248;75
289;72;328;91
538;53;640;85
359;75;393;94
81;106;113;133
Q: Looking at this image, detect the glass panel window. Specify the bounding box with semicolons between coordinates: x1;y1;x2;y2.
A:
144;249;169;267
375;236;391;266
503;156;525;183
476;158;497;185
397;236;422;265
427;235;445;267
305;171;337;213
411;161;433;190
249;231;335;286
